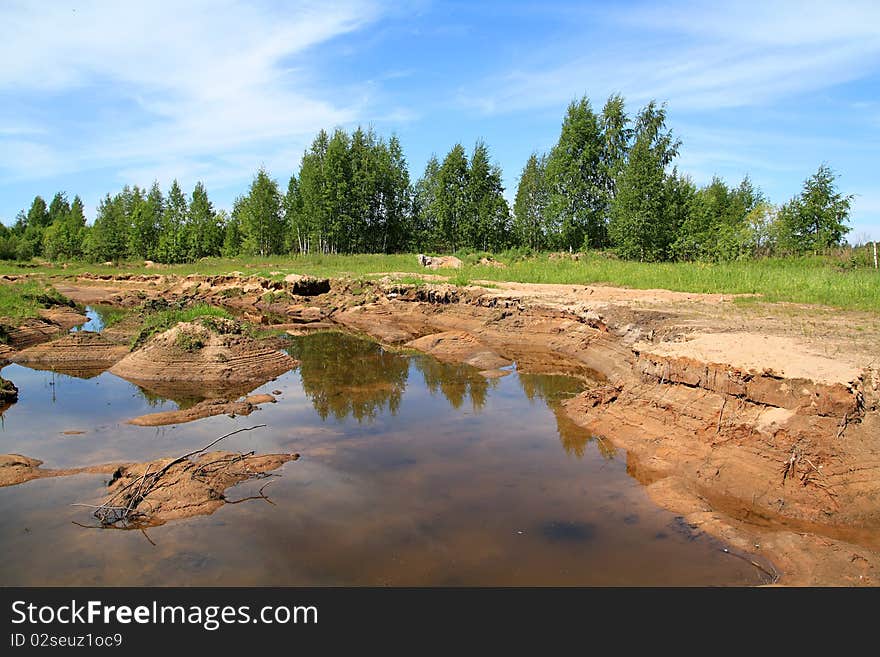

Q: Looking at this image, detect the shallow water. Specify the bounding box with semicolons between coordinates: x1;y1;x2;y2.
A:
0;331;766;585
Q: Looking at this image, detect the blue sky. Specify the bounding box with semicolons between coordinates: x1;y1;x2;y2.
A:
2;0;879;241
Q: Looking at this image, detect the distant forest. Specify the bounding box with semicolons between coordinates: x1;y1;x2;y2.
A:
2;95;858;264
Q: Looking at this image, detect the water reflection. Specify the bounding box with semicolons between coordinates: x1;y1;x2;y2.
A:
286;332;409;422
412;356;496;411
0;330;765;586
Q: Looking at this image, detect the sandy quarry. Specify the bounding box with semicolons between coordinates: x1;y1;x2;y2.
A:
1;269;879;585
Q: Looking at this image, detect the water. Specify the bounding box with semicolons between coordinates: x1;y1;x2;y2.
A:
0;331;766;585
69;305;109;333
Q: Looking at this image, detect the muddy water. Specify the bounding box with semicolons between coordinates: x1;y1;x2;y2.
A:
0;331;766;585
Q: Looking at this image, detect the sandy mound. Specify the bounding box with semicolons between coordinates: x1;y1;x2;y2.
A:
127;393;277;426
12;332;129;378
109;317;297;398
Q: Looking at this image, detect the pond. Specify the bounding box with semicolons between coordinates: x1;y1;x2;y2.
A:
0;329;766;585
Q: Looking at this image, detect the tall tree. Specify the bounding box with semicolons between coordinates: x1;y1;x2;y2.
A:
185;181;220;260
777;164;852;253
599;94;631;214
26;196;50;230
513;153;549;250
435;144;469;252
129;181;163;260
608;101;680;261
412;155;442;252
297;130;330;254
322;129;352;253
47;192;71;226
545;96;605;250
238;168;284;256
86;193;127;262
221;209;242;257
384;134;412;252
283;173;305;253
43;194;86;260
466;140;510;251
157;179;188;263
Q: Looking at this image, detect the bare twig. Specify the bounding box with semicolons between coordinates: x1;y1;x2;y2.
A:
82;424;267;528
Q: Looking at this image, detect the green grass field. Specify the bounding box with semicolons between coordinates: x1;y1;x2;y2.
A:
0;279;72;323
0;252;877;313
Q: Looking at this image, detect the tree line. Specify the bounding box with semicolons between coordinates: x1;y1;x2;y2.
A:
2;95;856;264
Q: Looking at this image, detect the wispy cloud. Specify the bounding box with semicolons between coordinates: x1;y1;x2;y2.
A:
0;0;382;188
462;0;880;114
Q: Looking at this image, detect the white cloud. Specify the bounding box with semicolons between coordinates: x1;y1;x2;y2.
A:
0;0;382;187
462;1;880;114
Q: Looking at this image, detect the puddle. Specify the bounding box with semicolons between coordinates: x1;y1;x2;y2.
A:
0;331;767;585
69;305;111;333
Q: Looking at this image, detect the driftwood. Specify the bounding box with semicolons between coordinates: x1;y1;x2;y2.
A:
73;425;275;528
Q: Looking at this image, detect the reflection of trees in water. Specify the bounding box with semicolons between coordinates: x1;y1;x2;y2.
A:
133;385;202;409
287;332;409;422
518;372;584;405
518;372;615;460
412;356;497;411
551;404;617;460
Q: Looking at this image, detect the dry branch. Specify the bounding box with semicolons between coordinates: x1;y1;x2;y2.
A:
75;424;268;528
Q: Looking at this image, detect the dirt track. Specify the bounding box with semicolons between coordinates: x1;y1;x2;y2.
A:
9;271;880;584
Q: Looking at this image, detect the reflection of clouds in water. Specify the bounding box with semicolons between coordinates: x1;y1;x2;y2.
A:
0;332;763;586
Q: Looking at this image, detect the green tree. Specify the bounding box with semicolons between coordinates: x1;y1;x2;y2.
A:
184;181;220;260
86;193;128;262
777;164;852;253
384;134;412;252
513;153;549;250
599;94;631;212
322;130;352;253
466;140;510;251
43;194;87;260
220;209;241;257
129;182;162;260
672;175;765;261
157;180;188;263
283;173;305;253
47;192;71;226
435;144;469;251
238;168;284;256
297;130;330;254
26;195;50;230
545;96;605;250
412;155;442;251
608;101;680;261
